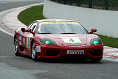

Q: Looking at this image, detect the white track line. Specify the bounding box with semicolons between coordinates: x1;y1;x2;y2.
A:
0;3;44;36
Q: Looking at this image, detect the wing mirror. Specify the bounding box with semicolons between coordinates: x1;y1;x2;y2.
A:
89;28;97;34
21;28;31;32
21;28;35;35
21;28;25;32
25;28;31;32
26;28;35;35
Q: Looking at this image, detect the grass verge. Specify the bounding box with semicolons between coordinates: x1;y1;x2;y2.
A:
18;5;118;48
18;5;46;26
97;35;118;48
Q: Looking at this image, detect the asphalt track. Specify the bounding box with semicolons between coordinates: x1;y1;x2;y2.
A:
0;0;118;79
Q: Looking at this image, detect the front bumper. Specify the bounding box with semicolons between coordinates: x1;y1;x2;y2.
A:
36;45;103;59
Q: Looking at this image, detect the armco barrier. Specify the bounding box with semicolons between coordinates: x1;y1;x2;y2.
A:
43;0;118;38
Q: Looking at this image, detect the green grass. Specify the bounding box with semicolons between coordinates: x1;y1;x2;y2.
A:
98;35;118;48
18;5;118;48
18;5;46;26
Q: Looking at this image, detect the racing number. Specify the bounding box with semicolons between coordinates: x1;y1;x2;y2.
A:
62;37;81;43
26;34;33;50
26;37;30;50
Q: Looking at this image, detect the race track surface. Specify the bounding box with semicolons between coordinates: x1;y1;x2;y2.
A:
0;0;118;79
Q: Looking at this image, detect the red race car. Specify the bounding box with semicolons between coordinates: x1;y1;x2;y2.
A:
14;19;103;62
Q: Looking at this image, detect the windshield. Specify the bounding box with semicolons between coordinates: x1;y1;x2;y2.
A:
37;22;88;34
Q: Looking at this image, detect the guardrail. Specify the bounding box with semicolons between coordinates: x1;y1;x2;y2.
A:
50;0;118;10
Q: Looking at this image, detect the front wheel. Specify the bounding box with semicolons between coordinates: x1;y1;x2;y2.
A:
14;37;20;56
31;42;38;61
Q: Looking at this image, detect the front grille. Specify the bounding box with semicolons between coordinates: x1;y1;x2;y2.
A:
90;50;101;56
46;50;60;56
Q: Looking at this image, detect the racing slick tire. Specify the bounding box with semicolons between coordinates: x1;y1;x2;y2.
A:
31;42;38;61
91;58;102;63
14;37;20;56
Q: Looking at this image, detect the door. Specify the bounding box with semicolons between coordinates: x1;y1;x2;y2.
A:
22;22;37;56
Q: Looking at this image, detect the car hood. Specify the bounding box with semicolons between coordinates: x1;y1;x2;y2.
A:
37;34;99;46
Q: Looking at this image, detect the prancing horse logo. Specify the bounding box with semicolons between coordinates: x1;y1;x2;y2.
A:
69;38;74;42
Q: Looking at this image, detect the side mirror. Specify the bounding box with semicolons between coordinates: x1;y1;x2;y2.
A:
26;28;35;35
25;28;31;32
89;28;97;34
21;28;25;32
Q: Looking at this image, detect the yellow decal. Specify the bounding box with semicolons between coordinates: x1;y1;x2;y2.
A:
62;37;81;43
56;19;62;21
23;38;25;45
40;22;80;26
27;34;33;38
26;34;33;50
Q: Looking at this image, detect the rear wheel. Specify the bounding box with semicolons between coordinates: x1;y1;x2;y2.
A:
31;42;38;61
14;37;20;56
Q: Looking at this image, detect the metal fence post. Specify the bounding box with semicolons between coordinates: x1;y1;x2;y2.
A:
77;0;80;6
105;0;109;10
89;0;92;8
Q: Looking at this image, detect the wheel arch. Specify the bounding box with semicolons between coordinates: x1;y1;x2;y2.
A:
14;35;17;43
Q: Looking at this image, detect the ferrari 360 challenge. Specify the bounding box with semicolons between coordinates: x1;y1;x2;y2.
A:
14;19;103;62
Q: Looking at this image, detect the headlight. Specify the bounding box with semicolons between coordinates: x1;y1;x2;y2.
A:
40;38;56;45
90;38;102;45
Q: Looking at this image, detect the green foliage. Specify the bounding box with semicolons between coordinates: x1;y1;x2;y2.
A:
18;5;46;26
98;34;118;48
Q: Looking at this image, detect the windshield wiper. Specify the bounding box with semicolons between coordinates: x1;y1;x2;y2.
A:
39;33;51;34
61;33;76;34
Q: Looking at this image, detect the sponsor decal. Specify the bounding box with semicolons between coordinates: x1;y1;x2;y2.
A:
23;38;25;45
19;33;22;40
36;46;41;52
60;35;75;37
19;33;22;45
56;19;62;21
62;37;81;43
19;41;21;45
40;22;80;26
27;34;33;38
26;34;33;50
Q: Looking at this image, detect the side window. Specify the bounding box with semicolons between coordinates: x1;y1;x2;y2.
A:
27;22;37;33
28;23;33;28
30;23;37;32
32;25;36;33
33;26;36;32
